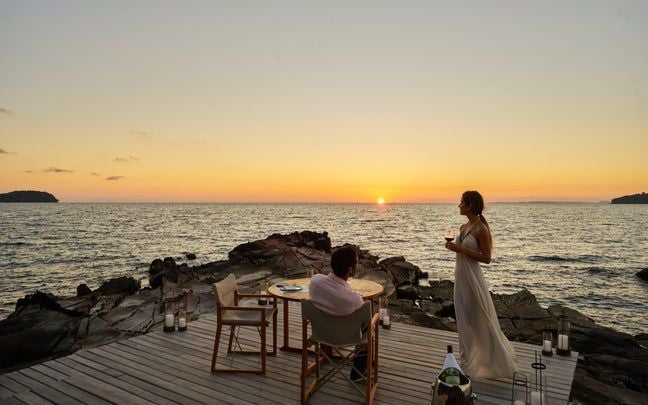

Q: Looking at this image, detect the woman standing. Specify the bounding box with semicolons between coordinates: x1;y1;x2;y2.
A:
445;191;517;378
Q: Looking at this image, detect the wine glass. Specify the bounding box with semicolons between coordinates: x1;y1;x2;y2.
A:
444;229;455;242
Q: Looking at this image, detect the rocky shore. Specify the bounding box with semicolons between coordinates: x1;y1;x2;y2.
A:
1;231;646;403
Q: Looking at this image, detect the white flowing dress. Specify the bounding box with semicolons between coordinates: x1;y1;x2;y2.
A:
454;233;518;378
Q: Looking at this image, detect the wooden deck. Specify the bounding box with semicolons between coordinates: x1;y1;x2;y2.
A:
0;302;577;404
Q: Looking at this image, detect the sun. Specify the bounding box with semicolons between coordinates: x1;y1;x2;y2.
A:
376;197;385;205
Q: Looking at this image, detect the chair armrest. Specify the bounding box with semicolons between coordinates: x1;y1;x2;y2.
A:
238;293;277;300
370;312;380;331
218;305;270;312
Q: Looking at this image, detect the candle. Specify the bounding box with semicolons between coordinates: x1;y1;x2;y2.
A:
543;339;552;353
178;318;187;328
558;333;569;350
514;400;525;405
530;391;543;405
258;290;267;305
382;315;390;327
379;308;387;320
164;314;174;328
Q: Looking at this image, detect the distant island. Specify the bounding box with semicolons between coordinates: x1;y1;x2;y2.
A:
0;190;59;203
611;192;648;204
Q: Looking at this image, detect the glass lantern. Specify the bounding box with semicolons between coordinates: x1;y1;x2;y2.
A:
178;296;188;332
510;372;528;405
556;313;571;356
541;328;553;356
258;278;269;305
379;296;391;329
163;300;175;332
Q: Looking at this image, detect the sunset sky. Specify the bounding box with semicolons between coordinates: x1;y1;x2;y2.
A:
1;1;647;203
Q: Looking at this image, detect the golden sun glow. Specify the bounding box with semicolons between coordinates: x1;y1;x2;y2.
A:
377;197;385;205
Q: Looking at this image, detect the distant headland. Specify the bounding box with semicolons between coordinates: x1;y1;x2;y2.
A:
0;190;59;203
611;192;648;204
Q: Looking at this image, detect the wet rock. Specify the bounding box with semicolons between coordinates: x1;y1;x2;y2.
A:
636;268;648;282
0;308;80;369
359;270;396;299
14;291;84;318
396;284;419;301
379;256;423;287
547;304;598;329
426;280;454;302
419;300;443;315
185;253;197;260
95;276;140;296
76;284;92;297
493;288;550;320
636;333;648;349
437;300;456;319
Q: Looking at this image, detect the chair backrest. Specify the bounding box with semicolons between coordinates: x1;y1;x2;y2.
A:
213;273;238;307
301;300;371;347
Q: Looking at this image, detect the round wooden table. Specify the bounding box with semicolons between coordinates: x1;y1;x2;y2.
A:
269;277;384;352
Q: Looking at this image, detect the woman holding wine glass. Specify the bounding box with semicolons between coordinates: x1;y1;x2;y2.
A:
444;190;517;379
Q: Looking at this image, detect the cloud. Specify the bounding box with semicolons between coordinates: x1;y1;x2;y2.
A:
90;172;100;176
114;156;139;162
25;170;34;174
0;148;7;154
43;167;75;173
129;130;149;137
0;108;13;115
106;176;126;181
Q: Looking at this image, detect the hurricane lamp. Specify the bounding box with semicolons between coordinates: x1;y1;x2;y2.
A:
510;371;528;405
379;296;391;329
541;328;553;356
178;295;188;332
163;300;175;332
556;313;571;356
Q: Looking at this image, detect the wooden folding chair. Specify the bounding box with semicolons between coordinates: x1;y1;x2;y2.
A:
211;274;277;374
300;300;379;404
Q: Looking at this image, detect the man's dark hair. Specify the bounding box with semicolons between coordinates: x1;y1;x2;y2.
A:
330;246;358;277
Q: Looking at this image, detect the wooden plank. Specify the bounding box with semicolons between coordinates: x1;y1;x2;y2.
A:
12;389;54;405
72;351;192;403
19;367;111;405
149;326;425;403
0;395;24;405
4;370;82;405
113;340;314;405
179;316;563;403
0;374;30;394
55;356;176;405
125;333;383;405
79;346;257;405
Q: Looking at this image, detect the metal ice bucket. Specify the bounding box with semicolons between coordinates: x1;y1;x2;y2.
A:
431;345;477;405
431;370;475;405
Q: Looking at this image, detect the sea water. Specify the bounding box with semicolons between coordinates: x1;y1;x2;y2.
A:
1;202;646;335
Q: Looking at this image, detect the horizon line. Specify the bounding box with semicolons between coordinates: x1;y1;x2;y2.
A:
26;200;612;204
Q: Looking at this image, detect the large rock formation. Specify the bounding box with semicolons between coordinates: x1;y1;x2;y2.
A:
0;190;58;202
611;192;648;204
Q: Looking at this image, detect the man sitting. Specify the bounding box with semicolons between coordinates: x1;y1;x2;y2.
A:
309;246;367;381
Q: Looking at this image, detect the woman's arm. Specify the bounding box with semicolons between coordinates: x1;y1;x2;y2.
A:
444;225;492;264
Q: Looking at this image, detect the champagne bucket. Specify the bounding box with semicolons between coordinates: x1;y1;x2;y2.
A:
431;345;477;404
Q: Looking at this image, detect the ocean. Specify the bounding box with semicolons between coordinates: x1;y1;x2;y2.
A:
1;203;646;335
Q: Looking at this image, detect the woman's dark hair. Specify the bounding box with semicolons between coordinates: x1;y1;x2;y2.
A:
330;246;358;277
462;190;492;243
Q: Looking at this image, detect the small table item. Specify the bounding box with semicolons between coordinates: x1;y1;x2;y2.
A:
268;277;384;352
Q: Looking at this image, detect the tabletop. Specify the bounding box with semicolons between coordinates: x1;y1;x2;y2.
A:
268;277;384;302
